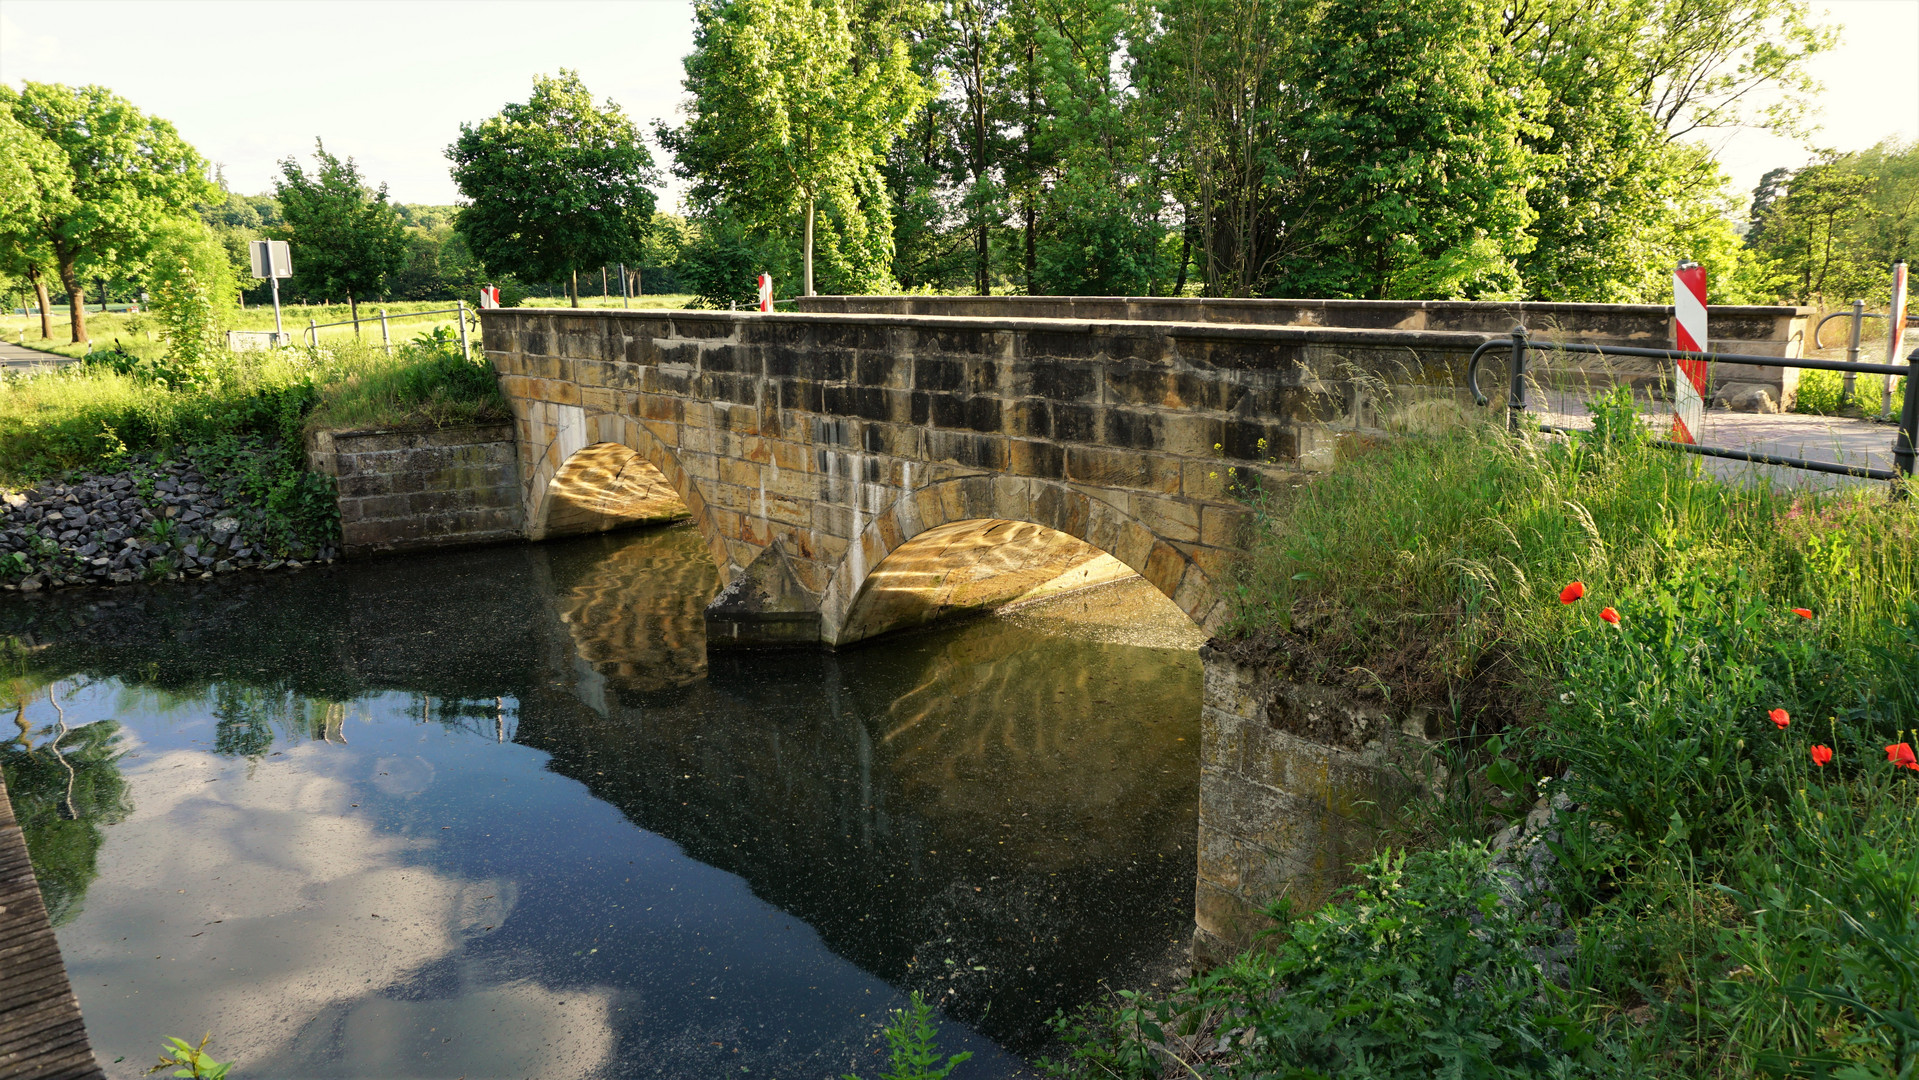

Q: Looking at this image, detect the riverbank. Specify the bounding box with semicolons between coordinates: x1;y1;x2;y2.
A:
1050;417;1919;1078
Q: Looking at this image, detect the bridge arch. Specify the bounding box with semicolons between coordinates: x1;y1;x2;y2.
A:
521;406;732;577
817;476;1227;647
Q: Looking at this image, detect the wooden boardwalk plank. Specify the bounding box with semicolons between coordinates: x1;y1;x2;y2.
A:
0;769;105;1080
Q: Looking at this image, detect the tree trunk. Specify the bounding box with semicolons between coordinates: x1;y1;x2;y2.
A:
804;196;817;297
569;269;580;308
56;253;87;344
1024;201;1037;295
1173;219;1192;296
28;265;52;339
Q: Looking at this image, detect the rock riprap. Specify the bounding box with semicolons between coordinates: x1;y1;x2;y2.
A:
0;456;336;592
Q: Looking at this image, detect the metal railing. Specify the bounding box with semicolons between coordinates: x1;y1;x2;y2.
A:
1467;326;1919;486
301;302;476;358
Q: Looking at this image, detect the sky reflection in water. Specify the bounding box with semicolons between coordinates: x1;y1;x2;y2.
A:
0;524;1200;1079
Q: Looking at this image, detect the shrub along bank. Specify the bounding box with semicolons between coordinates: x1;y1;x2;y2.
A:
0;332;507;590
1047;407;1919;1078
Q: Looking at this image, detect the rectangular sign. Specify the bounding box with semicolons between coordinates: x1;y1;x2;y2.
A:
248;240;292;279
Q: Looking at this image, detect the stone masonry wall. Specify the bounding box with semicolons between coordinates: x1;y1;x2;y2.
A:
1195;645;1435;966
306;423;523;557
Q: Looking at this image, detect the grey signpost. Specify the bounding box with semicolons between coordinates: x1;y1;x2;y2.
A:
248;240;293;345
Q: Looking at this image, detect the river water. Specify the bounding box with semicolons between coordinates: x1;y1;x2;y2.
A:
0;523;1204;1079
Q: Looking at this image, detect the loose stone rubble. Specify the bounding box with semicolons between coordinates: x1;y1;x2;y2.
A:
0;456;336;593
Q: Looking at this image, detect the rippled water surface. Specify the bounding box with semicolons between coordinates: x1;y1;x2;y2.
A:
0;524;1201;1079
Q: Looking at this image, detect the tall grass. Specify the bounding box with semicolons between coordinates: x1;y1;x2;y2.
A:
1226;418;1917;704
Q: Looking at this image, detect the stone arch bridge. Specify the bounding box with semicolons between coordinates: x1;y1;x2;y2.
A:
479;306;1484;649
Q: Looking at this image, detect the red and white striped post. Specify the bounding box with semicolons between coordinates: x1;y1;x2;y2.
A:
1883;260;1908;420
757;273;774;314
1671;261;1710;443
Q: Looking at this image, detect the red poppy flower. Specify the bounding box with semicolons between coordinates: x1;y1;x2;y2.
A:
1769;709;1790;729
1791;608;1814;619
1887;743;1919;771
1810;745;1833;766
1599;607;1620;625
1560;581;1586;604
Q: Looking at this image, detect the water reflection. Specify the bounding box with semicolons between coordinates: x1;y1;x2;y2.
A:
1;679;130;927
0;524;1199;1077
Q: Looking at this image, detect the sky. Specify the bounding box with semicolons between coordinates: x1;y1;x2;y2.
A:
1;0;1915;215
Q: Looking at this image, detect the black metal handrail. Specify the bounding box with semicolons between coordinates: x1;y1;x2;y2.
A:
1466;326;1919;487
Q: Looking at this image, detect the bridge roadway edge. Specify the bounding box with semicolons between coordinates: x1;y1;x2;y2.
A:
0;769;107;1080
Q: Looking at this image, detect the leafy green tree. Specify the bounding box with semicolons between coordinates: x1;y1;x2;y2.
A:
1030;0;1171;296
662;0;928;295
448;70;659;308
1272;0;1537;299
0;107;68;338
145;218;237;386
273;140;407;324
1;82;214;343
1753;141;1919;305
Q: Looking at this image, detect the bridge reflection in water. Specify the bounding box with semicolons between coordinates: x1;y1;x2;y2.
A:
4;522;1201;1067
528;523;1201;1044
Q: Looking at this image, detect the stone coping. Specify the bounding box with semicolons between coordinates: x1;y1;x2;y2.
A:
796;294;1811;319
482;306;1504;349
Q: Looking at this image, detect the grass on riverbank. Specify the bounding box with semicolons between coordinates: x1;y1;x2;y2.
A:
1049;414;1919;1078
0;333;508;487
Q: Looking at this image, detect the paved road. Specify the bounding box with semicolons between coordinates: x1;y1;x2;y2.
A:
0;339;73;372
1530;389;1903;490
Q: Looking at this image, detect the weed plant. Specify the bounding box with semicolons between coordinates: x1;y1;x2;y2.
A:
1795;368;1908;419
1047;407;1919;1078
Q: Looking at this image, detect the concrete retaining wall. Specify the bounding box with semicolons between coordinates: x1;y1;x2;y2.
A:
306;423;523;557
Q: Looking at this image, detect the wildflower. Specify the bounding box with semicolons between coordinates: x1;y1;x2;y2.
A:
1791;608;1813;619
1809;745;1833;767
1560;581;1585;604
1769;709;1790;729
1886;743;1919;771
1599;607;1620;625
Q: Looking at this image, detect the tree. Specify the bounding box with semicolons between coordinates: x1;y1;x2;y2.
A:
449;71;659;308
274;141;407;324
0;107;68;338
1;82;214;343
662;0;928;296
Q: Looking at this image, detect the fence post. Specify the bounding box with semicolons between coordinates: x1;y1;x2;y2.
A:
1507;325;1530;433
1894;347;1918;495
1842;298;1864;406
457;300;470;359
307;317;316;348
352;306;361;339
380;309;391;354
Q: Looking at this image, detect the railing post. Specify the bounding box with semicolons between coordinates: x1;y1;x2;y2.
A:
380;309;391;354
1894;347;1919;495
1507;325;1530;432
307;317;316;348
1842;298;1864;406
457;300;470;360
352;306;361;339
